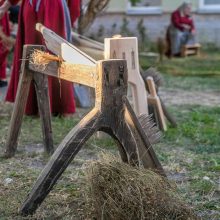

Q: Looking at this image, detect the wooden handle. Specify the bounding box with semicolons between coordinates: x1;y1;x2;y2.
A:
147;77;157;97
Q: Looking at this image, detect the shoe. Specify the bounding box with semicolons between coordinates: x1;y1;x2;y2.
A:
0;80;8;87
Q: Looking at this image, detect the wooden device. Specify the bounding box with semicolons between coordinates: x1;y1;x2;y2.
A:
73;34;149;117
181;43;201;57
19;47;164;215
3;24;164;215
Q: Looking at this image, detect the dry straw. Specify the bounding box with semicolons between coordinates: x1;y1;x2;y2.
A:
30;50;62;71
83;153;199;220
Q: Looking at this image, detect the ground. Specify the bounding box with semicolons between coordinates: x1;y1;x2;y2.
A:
0;48;220;219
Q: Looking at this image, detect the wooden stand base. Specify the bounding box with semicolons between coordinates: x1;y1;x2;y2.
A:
181;43;201;57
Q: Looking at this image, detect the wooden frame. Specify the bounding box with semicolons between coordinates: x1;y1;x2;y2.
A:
18;46;165;215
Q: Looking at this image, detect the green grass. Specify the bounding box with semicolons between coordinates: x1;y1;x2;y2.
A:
140;49;220;77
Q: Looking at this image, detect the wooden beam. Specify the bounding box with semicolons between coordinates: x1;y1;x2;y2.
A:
36;23;96;66
4;46;34;157
28;60;96;88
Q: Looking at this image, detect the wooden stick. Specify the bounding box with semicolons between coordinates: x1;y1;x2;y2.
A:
33;71;54;154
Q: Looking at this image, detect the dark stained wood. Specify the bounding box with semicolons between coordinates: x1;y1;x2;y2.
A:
33;72;54;154
4;45;54;158
4;46;38;158
123;97;165;176
20;108;102;215
20;59;164;215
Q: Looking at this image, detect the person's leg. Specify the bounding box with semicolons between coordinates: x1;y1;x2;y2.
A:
170;28;183;55
0;50;8;87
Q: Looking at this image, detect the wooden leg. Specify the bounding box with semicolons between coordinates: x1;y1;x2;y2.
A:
4;46;34;158
111;120;139;166
20;108;101;215
100;127;129;163
33;72;54;154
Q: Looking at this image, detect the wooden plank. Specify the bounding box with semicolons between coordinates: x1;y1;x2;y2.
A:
77;46;104;60
4;46;37;158
36;23;96;66
33;72;54;154
29;61;96;88
72;31;104;50
104;37;148;116
184;44;201;49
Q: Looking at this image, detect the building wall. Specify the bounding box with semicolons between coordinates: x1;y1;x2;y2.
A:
88;0;220;46
162;0;198;12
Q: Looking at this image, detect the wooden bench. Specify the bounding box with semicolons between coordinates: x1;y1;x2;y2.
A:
181;43;201;57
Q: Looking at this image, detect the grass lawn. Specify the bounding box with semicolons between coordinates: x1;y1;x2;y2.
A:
0;48;220;219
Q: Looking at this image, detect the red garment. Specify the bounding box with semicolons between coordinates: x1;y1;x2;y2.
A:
67;0;80;25
6;0;79;115
171;10;195;32
0;11;10;79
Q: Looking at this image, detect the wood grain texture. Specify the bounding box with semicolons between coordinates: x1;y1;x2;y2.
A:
33;72;54;154
36;23;96;66
29;61;96;88
104;37;148;116
4;46;39;158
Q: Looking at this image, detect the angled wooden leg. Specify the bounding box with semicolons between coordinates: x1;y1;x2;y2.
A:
33;72;54;154
123;96;165;176
4;46;35;158
20;108;101;215
100;127;129;163
111;119;139;166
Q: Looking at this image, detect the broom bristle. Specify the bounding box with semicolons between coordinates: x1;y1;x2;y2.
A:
141;67;163;90
138;114;162;144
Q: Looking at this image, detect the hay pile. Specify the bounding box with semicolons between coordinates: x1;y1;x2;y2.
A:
83;153;198;220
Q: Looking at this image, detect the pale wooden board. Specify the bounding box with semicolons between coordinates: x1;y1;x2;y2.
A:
104;37;148;116
36;23;96;66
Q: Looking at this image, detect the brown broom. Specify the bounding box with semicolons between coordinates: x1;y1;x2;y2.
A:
141;67;177;128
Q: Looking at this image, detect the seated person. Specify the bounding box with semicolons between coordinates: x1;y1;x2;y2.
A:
167;2;197;57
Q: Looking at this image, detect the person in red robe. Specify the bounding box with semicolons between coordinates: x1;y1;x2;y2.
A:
0;0;80;116
166;2;196;57
0;3;10;87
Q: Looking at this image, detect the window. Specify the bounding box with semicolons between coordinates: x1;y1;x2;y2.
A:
199;0;220;12
127;0;162;15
